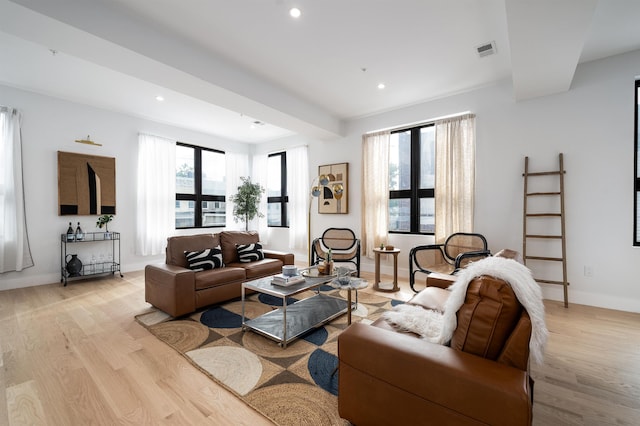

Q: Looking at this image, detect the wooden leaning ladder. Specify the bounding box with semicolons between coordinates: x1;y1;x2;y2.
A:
522;153;569;307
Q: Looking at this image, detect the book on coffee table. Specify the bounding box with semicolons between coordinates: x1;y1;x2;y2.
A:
271;274;305;287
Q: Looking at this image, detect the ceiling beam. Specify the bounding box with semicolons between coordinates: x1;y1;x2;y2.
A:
506;0;597;101
4;0;343;139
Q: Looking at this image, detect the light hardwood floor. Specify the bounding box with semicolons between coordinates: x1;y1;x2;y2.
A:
0;270;638;425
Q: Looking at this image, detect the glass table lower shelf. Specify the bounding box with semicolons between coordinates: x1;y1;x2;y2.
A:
241;274;348;348
243;293;348;348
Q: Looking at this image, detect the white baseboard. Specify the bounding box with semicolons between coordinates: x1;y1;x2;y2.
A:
541;285;640;313
0;272;60;290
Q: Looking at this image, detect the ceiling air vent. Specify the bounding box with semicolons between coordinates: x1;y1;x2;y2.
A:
476;41;496;58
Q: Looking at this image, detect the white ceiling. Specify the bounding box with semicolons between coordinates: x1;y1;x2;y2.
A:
1;0;640;143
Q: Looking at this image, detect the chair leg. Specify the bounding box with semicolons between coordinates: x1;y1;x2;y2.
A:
331;365;338;378
409;272;420;293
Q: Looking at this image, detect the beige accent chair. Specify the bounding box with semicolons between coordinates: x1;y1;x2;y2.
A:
311;227;361;276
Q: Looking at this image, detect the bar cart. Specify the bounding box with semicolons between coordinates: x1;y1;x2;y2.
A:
60;231;123;286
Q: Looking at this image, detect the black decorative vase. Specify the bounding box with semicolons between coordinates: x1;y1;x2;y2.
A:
65;254;83;277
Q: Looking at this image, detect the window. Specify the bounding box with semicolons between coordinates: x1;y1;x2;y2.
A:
175;143;226;228
635;80;640;245
267;152;289;227
388;124;435;234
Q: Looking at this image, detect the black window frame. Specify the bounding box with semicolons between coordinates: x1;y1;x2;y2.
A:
175;142;226;229
389;124;435;235
267;151;289;228
634;80;640;246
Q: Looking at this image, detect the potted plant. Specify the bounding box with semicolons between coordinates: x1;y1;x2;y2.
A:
96;214;114;238
230;177;265;231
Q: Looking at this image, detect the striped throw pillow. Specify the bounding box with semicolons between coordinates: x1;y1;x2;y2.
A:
184;246;224;271
236;243;265;263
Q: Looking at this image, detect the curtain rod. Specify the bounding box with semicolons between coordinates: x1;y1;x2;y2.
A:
365;111;474;134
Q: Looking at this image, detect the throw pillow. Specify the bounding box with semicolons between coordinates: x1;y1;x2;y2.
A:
236;243;265;263
184;246;224;271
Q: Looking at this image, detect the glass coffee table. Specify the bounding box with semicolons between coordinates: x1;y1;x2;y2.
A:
241;269;348;348
329;277;368;325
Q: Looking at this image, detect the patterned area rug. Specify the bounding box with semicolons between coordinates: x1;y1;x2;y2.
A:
135;285;403;425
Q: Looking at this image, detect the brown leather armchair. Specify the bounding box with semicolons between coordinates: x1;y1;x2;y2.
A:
338;267;538;425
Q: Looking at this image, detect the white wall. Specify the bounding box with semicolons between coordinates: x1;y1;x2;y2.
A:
0;84;251;290
325;49;640;312
2;48;639;312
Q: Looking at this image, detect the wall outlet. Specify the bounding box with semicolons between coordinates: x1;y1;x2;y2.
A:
584;266;593;277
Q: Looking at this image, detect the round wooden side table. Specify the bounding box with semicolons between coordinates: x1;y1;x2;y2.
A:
372;247;401;292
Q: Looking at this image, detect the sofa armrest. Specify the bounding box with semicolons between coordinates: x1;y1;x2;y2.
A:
263;250;294;265
145;264;196;317
425;272;457;289
338;323;532;426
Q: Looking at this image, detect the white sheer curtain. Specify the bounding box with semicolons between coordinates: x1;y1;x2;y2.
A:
252;153;269;241
225;152;249;231
136;133;176;256
287;145;309;251
361;131;390;258
434;113;476;243
0;106;33;272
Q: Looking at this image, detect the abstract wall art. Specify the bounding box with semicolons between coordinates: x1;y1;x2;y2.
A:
57;151;116;215
318;162;348;214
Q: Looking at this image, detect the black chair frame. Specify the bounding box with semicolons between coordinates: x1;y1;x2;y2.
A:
408;232;490;293
311;227;361;277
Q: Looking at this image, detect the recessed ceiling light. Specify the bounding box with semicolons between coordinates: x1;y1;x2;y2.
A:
377;83;386;90
155;95;164;101
289;7;301;18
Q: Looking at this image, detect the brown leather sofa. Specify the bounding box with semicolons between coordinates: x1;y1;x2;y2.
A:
145;231;294;317
338;272;535;425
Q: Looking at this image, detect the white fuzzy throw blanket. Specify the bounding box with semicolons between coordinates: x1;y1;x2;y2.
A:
383;256;548;364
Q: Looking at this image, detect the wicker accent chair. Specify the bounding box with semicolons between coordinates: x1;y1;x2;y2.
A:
409;232;490;292
311;228;361;277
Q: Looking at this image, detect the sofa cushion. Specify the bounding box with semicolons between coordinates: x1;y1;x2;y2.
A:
166;234;220;268
185;246;224;271
451;275;523;361
226;258;283;279
237;243;265;263
220;231;259;263
194;267;246;290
